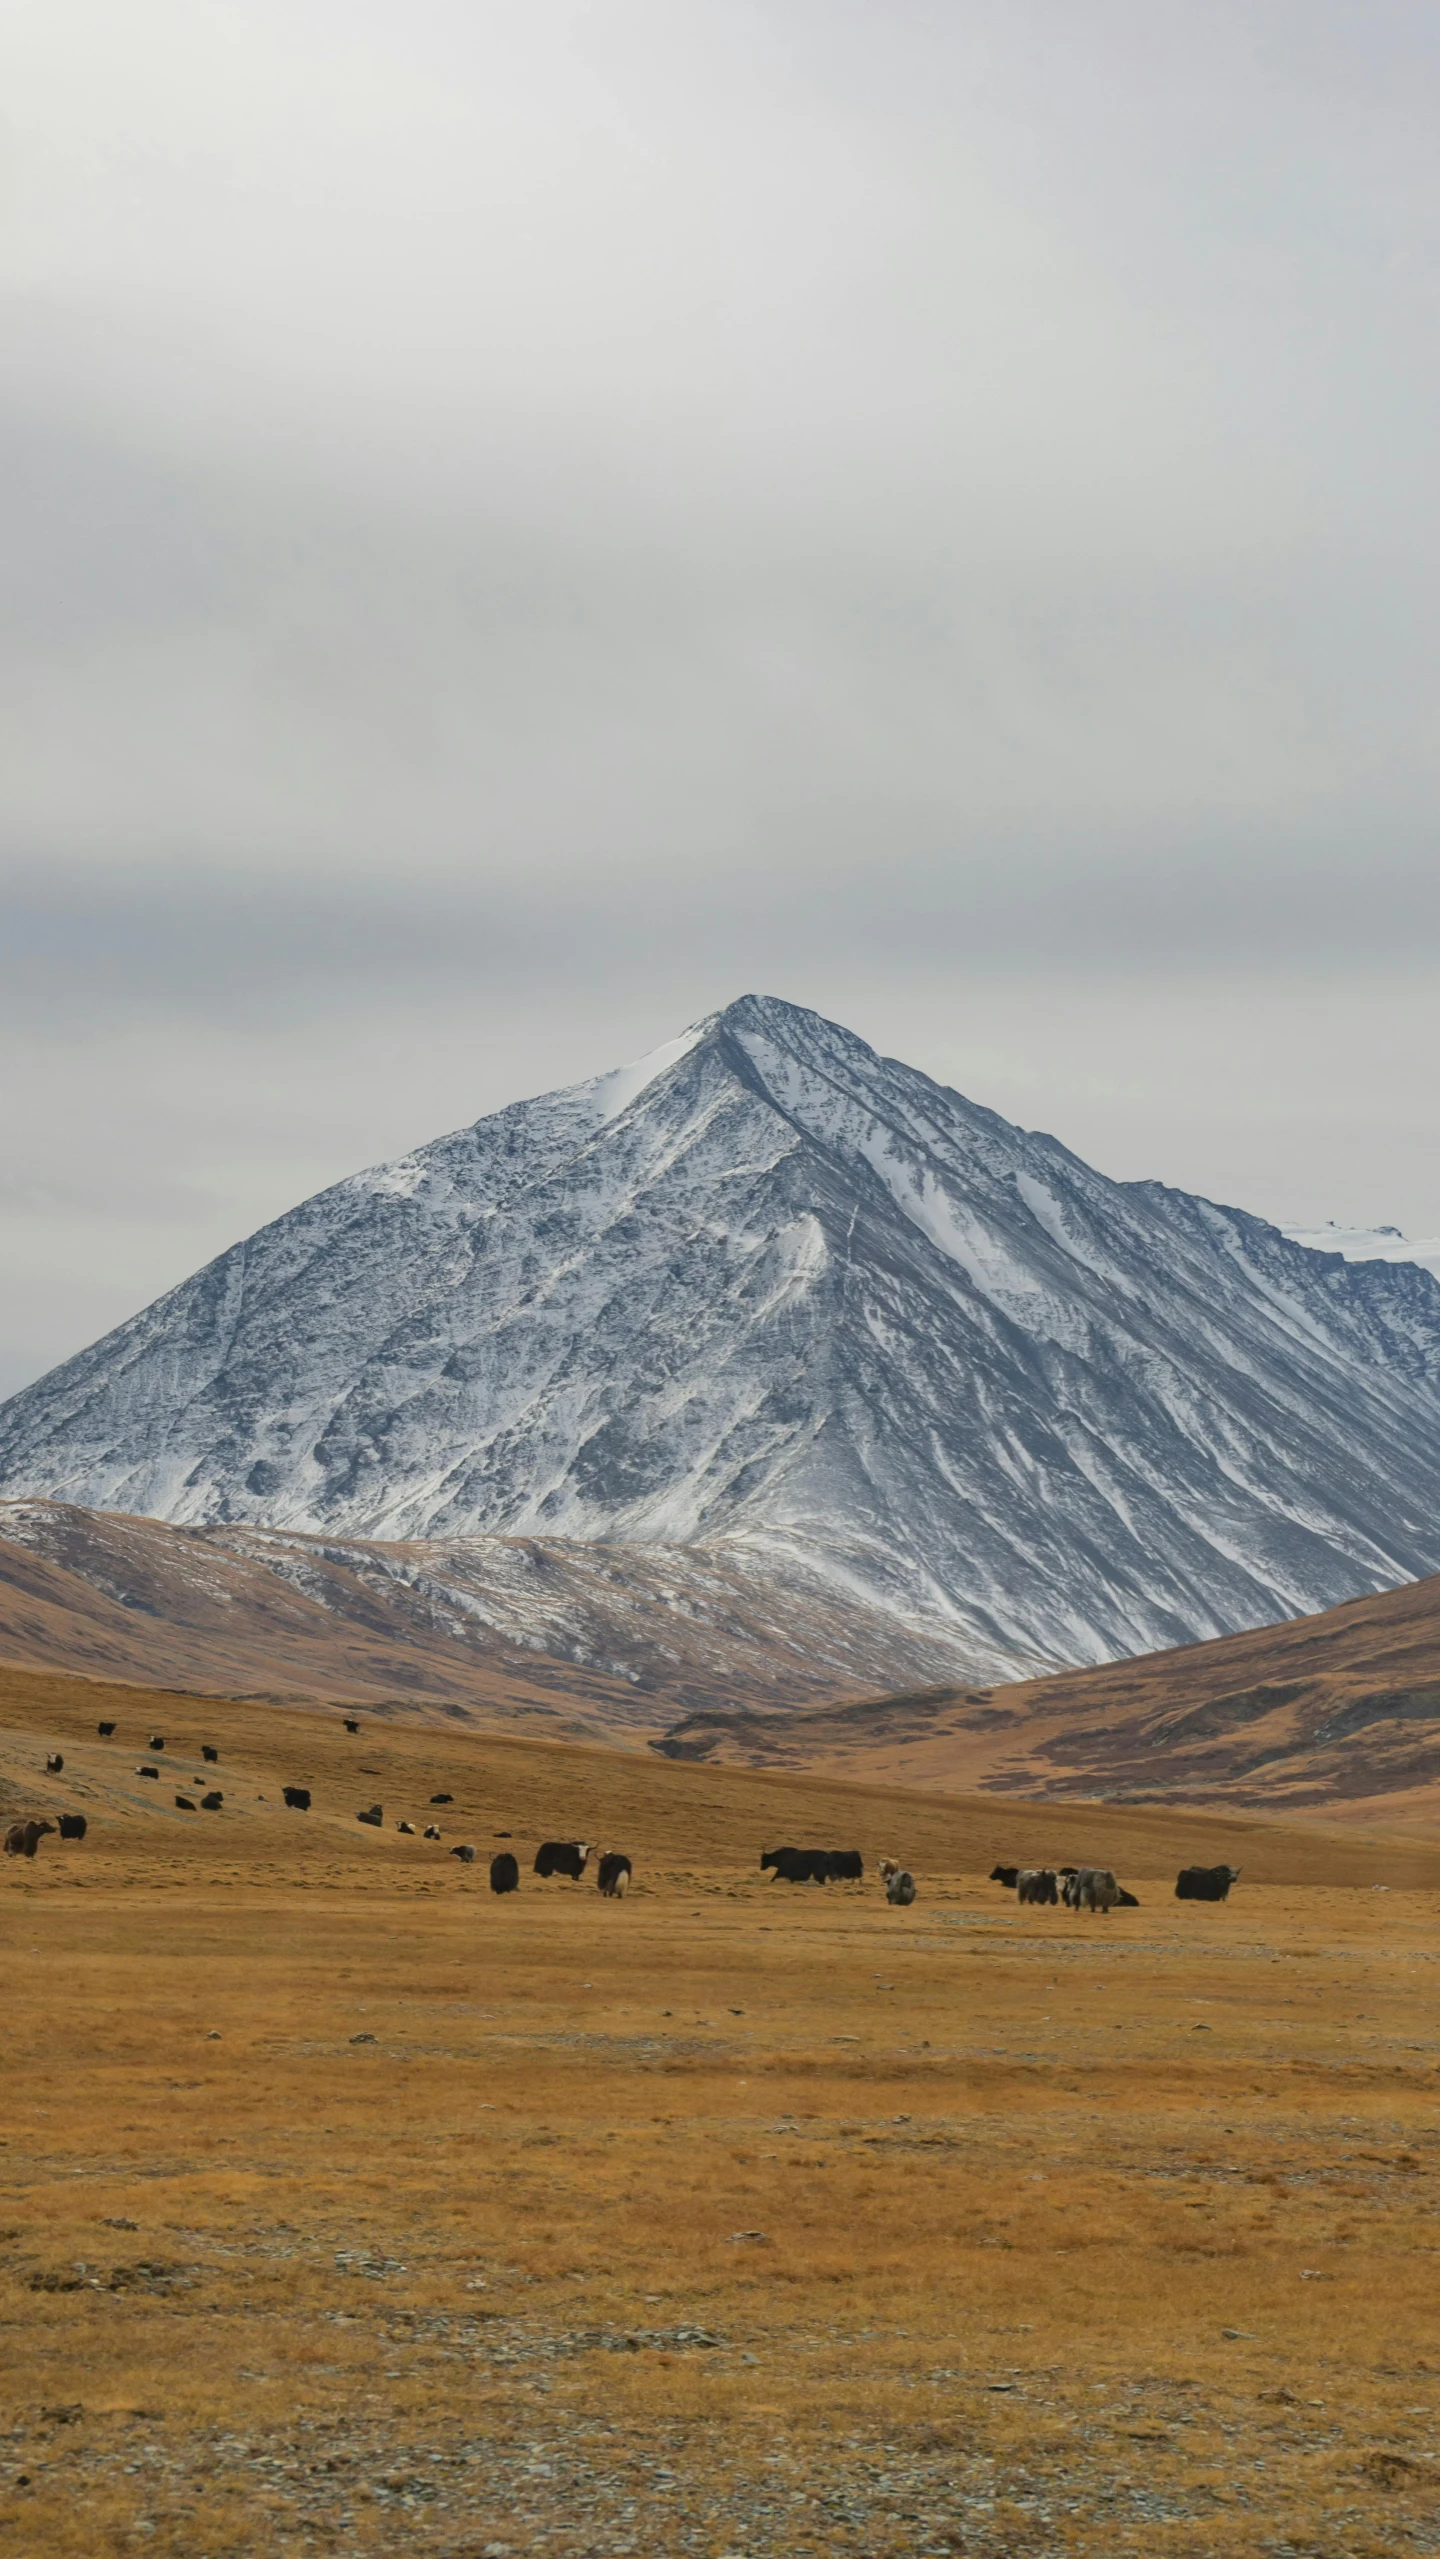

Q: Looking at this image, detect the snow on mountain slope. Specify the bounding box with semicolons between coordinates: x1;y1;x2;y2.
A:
3;994;1440;1679
1284;1222;1440;1287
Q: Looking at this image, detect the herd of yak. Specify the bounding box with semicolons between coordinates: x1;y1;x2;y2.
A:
2;1718;1244;1910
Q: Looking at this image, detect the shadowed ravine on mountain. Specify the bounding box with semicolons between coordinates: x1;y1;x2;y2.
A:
3;997;1439;1694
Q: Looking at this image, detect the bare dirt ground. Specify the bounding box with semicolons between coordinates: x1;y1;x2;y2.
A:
5;1667;1440;2557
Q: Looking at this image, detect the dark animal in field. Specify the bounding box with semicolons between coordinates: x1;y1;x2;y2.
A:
97;1721;116;1737
826;1849;863;1881
1016;1867;1059;1906
597;1851;632;1897
343;1718;360;1735
396;1820;415;1835
1116;1887;1140;1907
136;1765;159;1780
201;1792;223;1812
5;1818;54;1859
429;1793;453;1805
879;1859;916;1906
44;1753;64;1774
761;1846;830;1883
534;1841;591;1881
1176;1863;1241;1902
201;1745;219;1764
452;1843;477;1864
489;1851;519;1893
282;1787;311;1812
356;1805;383;1828
57;1813;87;1841
423;1823;441;1841
148;1736;165;1752
175;1794;196;1811
990;1864;1020;1888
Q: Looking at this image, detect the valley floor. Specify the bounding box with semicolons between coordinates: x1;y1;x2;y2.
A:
3;1674;1440;2556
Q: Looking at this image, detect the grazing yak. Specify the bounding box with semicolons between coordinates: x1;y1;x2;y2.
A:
58;1813;87;1841
1064;1866;1120;1913
430;1793;453;1805
44;1753;64;1774
201;1792;223;1812
343;1718;360;1735
136;1765;159;1780
989;1864;1020;1888
175;1794;197;1811
423;1823;441;1841
597;1852;632;1898
534;1841;590;1881
282;1786;311;1812
148;1736;166;1752
396;1820;416;1836
1016;1867;1059;1906
201;1745;219;1764
5;1818;55;1859
1176;1863;1241;1902
879;1858;916;1906
761;1846;831;1884
452;1843;478;1865
489;1851;520;1893
97;1721;116;1738
356;1805;383;1828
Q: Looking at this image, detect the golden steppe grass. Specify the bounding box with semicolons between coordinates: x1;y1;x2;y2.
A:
4;1662;1440;2557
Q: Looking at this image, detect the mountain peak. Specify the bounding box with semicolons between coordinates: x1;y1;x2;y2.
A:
3;1004;1440;1680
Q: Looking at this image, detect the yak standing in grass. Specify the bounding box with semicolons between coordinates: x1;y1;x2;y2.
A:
490;1851;519;1893
597;1852;632;1897
534;1842;590;1881
1176;1863;1241;1902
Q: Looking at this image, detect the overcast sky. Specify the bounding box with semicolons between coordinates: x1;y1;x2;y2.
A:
3;0;1439;1396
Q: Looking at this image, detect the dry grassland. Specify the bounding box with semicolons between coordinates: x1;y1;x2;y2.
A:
5;1665;1440;2558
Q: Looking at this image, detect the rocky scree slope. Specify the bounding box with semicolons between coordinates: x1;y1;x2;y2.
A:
2;996;1440;1681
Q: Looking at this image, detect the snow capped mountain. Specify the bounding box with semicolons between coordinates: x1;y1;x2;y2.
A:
1283;1222;1440;1287
3;993;1440;1679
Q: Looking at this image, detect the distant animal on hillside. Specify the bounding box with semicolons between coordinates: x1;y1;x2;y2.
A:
5;1818;55;1859
201;1745;219;1764
148;1736;165;1752
989;1864;1020;1888
423;1823;441;1841
430;1793;453;1805
396;1820;415;1836
1176;1863;1241;1903
356;1805;383;1828
534;1841;590;1881
44;1753;64;1774
1016;1868;1058;1906
175;1794;196;1811
879;1859;916;1906
826;1849;864;1881
201;1792;223;1812
490;1851;519;1893
452;1843;478;1865
136;1765;159;1780
282;1787;311;1812
97;1721;116;1737
761;1846;830;1884
57;1813;87;1841
343;1718;360;1735
597;1852;631;1897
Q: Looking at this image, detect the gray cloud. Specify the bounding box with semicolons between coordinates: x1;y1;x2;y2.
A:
2;0;1439;1391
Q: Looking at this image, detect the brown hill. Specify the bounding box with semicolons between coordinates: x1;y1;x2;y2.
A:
654;1570;1440;1828
0;1499;972;1741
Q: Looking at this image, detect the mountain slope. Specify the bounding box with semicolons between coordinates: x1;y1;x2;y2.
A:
653;1570;1440;1830
3;994;1440;1677
0;1499;976;1732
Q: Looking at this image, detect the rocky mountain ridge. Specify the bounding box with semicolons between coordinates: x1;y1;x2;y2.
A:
3;994;1439;1678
